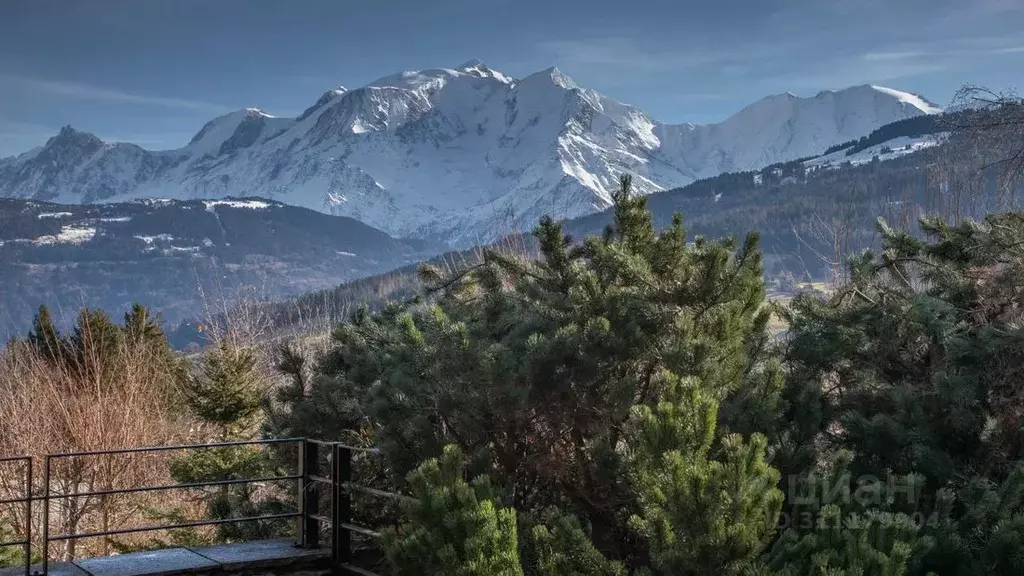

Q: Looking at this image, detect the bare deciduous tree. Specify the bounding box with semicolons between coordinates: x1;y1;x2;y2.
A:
947;85;1024;210
0;314;193;563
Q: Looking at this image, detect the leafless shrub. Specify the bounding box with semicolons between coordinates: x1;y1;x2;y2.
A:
945;85;1024;211
0;322;194;562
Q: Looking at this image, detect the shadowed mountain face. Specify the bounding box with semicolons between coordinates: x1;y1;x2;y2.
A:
0;60;940;247
0;197;436;338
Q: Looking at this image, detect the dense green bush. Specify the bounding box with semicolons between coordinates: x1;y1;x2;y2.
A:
382;445;522;576
264;175;1024;573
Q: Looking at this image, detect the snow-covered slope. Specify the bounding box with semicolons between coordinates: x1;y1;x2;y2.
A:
0;61;941;245
805;133;948;170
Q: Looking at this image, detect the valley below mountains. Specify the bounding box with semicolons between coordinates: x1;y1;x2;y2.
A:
0;197;433;337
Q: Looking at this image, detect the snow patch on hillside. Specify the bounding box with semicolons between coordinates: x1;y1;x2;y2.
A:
134;233;175;245
33;225;96;245
806;133;947;170
203;200;271;212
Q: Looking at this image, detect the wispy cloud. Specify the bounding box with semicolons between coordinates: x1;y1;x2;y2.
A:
0;73;232;112
862;51;934;61
859;38;1024;64
990;46;1024;54
537;37;777;73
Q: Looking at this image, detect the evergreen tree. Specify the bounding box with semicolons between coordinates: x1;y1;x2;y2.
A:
778;211;1024;574
67;308;125;386
625;372;783;575
122;304;167;349
27;304;64;363
527;508;626;576
286;174;782;569
759;450;935;576
171;340;282;542
0;525;22;568
924;463;1024;575
778;213;1024;482
180;342;264;440
383;445;523;576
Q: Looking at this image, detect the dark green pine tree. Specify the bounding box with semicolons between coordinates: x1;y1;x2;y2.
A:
758;450;935;576
382;444;523;576
179;342;265;441
171;341;283;542
122;304;166;348
27;304;64;363
625;372;782;575
67;308;125;385
296;173;784;570
924;463;1024;575
526;508;626;576
778;211;1024;574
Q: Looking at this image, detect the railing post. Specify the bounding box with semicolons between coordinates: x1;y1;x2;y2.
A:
25;457;32;576
330;444;351;568
41;455;50;576
298;440;320;549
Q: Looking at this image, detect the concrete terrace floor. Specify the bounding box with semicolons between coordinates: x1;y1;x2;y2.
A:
0;539;330;576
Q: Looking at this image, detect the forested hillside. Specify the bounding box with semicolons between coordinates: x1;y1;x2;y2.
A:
170;119;1015;349
0;198;434;340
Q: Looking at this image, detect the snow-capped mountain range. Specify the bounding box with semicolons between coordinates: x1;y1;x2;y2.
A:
0;59;942;246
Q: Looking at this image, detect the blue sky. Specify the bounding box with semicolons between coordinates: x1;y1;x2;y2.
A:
1;0;1022;157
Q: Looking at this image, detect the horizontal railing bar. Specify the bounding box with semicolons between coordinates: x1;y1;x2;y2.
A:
309;513;332;525
50;512;301;541
48;438;304;459
340;522;381;538
305;440;380;454
49;474;302;500
304;439;338;446
343;483;416;503
0;457;30;463
0;497;30;506
0;539;28;547
309;474;332;485
340;563;380;576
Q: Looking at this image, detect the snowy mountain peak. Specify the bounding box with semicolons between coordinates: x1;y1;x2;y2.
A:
545;66;578;90
186;107;292;156
517;66;579;94
369;60;513;92
188;109;251;147
456;59;514;83
458;58;485;69
297;87;347;121
0;61;944;246
47;125;103;150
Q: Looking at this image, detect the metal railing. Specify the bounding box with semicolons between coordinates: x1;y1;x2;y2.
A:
0;456;32;576
0;438;407;576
